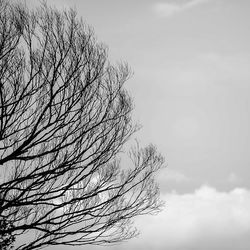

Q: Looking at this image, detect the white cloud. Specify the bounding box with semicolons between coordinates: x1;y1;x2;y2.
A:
153;0;211;17
114;185;250;250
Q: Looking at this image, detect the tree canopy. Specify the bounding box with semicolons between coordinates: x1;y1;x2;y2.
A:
0;1;165;249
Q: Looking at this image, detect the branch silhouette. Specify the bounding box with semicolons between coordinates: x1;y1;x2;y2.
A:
0;1;165;249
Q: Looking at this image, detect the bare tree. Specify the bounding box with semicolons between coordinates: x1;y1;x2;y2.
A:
0;1;165;250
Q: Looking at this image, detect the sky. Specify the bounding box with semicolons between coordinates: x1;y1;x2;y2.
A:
26;0;250;249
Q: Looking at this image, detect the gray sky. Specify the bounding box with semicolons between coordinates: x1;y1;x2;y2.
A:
27;0;250;249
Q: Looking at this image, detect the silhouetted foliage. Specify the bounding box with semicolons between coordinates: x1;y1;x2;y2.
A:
0;1;165;250
0;219;15;250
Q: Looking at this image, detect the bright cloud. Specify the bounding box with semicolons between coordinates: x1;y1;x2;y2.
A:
113;185;250;250
153;0;211;17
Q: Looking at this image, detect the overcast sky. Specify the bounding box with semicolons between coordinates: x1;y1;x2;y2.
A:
27;0;250;249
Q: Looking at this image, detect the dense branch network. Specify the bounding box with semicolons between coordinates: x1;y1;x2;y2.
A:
0;1;165;250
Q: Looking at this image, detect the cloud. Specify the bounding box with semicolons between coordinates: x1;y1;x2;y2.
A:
112;185;250;250
153;0;210;17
